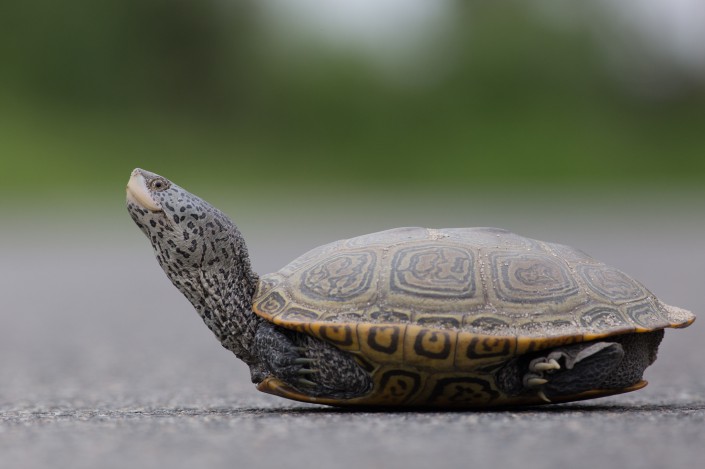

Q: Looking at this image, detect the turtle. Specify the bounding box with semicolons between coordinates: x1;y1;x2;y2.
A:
126;168;695;408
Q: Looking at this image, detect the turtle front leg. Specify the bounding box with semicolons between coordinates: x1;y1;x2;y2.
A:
253;322;372;399
523;342;625;402
252;322;318;389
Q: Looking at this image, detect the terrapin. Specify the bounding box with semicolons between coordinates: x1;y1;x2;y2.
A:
126;168;695;407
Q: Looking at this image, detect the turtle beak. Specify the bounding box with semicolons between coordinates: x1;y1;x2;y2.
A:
126;168;162;212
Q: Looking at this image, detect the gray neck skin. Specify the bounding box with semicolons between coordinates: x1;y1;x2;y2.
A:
174;237;261;365
129;194;261;366
172;217;261;365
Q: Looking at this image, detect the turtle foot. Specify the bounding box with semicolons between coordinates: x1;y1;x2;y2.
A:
294;357;319;388
254;323;321;389
254;322;372;399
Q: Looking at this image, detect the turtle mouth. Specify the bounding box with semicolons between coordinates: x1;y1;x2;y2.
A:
126;168;162;212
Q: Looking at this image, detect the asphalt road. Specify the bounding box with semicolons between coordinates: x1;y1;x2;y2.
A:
1;192;703;469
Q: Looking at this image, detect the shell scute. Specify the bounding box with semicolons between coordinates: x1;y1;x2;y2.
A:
402;326;457;369
490;251;579;304
358;324;406;363
578;264;649;304
424;375;501;406
300;251;377;302
390;244;476;299
454;333;516;369
375;368;424;404
310;323;361;352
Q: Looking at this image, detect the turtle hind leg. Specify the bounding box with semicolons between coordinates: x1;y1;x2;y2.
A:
526;342;625;399
497;330;666;402
253;322;372;399
496;342;625;400
518;330;665;400
494;342;624;400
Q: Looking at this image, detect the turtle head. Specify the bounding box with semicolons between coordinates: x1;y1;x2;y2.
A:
126;167;214;272
126;168;257;308
126;167;170;214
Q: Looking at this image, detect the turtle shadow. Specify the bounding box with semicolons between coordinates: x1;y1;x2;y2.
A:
499;401;705;414
231;400;705;416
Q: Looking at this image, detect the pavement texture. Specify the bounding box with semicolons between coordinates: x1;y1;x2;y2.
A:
1;193;703;469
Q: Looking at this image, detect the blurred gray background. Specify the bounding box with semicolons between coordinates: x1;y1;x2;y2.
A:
0;1;703;468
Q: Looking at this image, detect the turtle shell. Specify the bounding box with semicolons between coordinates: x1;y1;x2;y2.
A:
252;227;695;407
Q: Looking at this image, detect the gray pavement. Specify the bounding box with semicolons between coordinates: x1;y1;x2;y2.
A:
1;192;703;469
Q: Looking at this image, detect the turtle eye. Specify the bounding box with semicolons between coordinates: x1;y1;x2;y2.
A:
150;178;170;191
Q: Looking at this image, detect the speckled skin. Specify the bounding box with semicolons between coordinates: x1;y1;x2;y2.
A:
126;169;370;398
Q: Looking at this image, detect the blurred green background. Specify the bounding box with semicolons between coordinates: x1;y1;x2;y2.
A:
0;0;703;206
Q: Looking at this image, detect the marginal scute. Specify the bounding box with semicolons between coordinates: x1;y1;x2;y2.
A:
579;307;631;331
376;369;423;404
311;323;360;352
318;324;356;347
366;325;402;354
454;333;515;369
278;307;320;322
662;303;696;328
255;276;280;297
516;335;583;355
359;324;406;362
626;299;666;329
426;375;500;405
257;290;287;315
403;326;457;369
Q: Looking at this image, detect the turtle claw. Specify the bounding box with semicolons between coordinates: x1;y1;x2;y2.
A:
297;378;317;388
524;375;552;402
530;358;561;373
524;357;560;401
291;346;318;388
294;358;315;365
526;377;549;388
538;390;552;403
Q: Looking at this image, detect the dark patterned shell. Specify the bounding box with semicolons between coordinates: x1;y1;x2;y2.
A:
252;227;694;406
255;227;692;338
